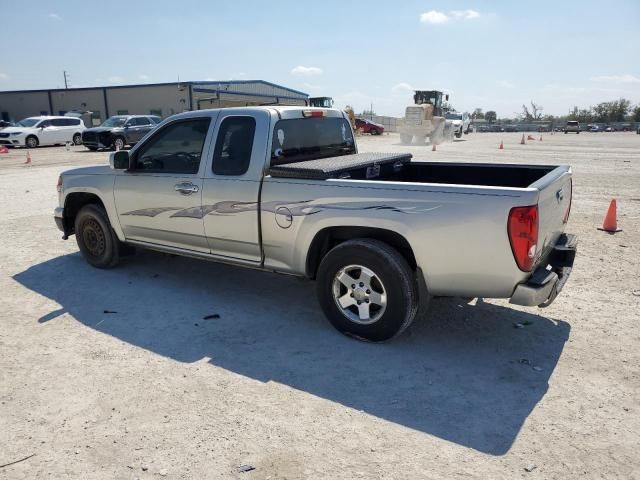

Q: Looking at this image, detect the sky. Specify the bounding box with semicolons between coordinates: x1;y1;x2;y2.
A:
1;0;639;117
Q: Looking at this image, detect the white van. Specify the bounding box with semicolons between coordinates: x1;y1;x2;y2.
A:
0;116;86;148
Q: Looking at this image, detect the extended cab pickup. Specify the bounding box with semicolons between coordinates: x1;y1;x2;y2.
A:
55;107;577;341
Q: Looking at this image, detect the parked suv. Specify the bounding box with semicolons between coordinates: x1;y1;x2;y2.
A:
0;116;85;148
564;121;580;134
82;115;162;151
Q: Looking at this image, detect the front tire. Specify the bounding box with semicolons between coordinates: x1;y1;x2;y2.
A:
316;239;419;342
73;133;82;145
75;204;121;269
25;135;38;148
113;137;125;151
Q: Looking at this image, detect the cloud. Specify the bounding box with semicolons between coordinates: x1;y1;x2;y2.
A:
291;65;323;76
498;80;515;88
420;11;449;24
48;13;61;20
420;9;481;25
590;74;640;84
392;82;414;93
451;9;480;19
0;73;8;81
138;74;150;81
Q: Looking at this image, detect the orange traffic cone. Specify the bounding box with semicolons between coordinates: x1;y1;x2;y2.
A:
0;145;9;154
520;134;526;145
432;143;436;152
598;199;622;233
499;140;504;150
24;150;32;165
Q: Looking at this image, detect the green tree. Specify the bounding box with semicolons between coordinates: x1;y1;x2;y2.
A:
485;111;497;123
632;105;640;122
471;108;484;120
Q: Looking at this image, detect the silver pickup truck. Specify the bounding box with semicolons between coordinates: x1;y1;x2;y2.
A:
54;107;577;341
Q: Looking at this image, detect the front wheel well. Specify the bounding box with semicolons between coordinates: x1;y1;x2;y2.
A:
306;226;417;279
63;193;107;235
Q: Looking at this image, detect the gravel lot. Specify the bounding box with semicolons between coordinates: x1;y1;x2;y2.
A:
1;132;639;479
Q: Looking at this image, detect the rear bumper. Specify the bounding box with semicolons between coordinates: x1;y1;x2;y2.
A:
510;233;577;307
54;207;66;236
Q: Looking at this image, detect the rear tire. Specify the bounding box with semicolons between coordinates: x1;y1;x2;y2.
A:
75;204;121;269
72;133;82;145
316;239;419;342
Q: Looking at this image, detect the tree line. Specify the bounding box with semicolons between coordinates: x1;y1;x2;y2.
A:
468;98;640;124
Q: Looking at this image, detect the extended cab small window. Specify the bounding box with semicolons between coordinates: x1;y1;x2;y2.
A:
270;117;355;165
212;116;256;176
133;118;211;174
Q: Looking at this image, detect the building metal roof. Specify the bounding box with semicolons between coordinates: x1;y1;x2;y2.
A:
0;80;309;98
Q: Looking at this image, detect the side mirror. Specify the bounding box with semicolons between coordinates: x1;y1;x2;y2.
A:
110;150;130;170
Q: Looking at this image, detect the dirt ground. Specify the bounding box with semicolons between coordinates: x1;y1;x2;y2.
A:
1;132;639;479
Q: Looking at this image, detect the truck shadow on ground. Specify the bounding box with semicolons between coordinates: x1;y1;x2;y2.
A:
14;250;570;456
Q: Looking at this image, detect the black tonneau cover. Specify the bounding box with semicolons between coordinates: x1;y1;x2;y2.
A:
268;152;412;180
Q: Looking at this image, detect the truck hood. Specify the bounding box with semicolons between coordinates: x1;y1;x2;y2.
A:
450;120;463;127
63;165;113;176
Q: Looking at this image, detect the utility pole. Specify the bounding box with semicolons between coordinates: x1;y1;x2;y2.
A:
63;71;69;89
370;102;373;121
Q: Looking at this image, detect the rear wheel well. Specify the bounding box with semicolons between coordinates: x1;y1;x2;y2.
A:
306;226;417;279
63;193;106;235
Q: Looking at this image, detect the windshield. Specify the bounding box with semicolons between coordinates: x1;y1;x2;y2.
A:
100;116;128;128
270;117;355;165
17;118;40;127
445;113;463;120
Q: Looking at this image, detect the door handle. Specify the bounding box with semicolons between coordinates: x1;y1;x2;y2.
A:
175;182;199;195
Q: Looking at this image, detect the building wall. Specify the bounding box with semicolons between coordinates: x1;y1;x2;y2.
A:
0;91;50;120
106;84;191;118
0;81;308;123
50;89;106;125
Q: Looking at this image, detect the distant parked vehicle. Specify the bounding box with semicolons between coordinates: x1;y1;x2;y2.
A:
0;116;85;148
82;115;162;151
355;118;384;135
589;125;600;132
0;120;15;129
445;111;471;137
504;125;519;133
604;126;614;132
564;121;580;134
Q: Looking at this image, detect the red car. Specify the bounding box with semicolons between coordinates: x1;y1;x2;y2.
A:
355;118;384;135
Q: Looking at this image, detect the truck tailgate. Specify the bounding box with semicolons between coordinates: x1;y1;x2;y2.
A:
531;165;572;266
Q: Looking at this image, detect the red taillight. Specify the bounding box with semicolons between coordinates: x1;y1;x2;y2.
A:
302;110;326;118
56;175;63;193
508;205;538;272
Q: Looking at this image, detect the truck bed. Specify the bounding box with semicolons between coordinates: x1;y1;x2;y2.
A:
268;153;557;188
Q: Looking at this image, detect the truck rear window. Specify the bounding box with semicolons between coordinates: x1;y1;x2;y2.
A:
270;117;355;166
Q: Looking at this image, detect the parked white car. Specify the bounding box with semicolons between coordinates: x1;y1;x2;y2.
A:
0;116;85;148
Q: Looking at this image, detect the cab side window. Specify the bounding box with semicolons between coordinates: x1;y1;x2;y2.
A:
133;119;211;174
212;117;256;176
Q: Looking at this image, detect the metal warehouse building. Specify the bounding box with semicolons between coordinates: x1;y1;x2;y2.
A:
0;80;309;126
